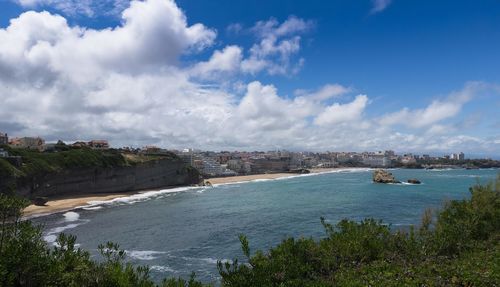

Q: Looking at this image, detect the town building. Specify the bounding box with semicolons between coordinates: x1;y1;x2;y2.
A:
362;155;390;167
142;145;161;154
9;137;45;150
400;155;417;164
71;141;88;148
450;152;465;160
88;140;109;150
249;157;291;173
0;132;8;145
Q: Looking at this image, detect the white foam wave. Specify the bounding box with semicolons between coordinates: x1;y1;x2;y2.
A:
127;250;167;260
43;234;58;244
43;220;89;244
150;265;175;272
211;168;372;188
427;168;455;171
83;186;202;208
387;182;422;186
81;206;103;210
200;258;232;264
63;211;80;222
177;256;232;265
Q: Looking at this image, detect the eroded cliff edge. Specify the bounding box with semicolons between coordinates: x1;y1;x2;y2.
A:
0;147;200;198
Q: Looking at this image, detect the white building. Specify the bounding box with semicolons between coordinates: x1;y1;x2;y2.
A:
362;156;389;167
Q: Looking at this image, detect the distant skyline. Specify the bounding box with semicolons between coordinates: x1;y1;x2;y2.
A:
0;0;499;156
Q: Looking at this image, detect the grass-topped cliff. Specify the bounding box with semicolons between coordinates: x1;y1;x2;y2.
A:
0;175;498;286
1;146;125;175
0;145;186;195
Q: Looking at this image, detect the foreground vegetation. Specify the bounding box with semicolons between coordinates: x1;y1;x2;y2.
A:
0;176;499;286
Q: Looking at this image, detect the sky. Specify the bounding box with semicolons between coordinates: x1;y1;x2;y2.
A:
0;0;499;156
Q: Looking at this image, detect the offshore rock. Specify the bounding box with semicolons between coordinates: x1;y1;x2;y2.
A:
407;178;421;184
372;169;399;184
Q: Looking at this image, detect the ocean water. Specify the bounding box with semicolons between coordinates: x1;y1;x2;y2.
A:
33;168;498;283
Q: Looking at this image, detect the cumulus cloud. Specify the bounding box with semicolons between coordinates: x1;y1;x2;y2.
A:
1;0;216;83
314;95;369;126
242;16;314;75
1;0;499;154
378;82;486;128
190;45;243;79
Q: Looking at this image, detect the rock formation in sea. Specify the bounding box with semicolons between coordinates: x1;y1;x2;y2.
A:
407;178;421;184
372;169;400;184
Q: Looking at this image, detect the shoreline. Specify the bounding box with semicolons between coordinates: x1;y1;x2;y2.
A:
22;167;352;218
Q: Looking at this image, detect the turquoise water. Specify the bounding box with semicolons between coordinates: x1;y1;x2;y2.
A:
34;168;498;283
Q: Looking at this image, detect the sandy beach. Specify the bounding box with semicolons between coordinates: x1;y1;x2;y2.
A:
22;168;347;218
23;193;133;218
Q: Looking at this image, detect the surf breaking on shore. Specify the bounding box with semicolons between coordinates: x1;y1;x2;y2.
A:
23;167;371;218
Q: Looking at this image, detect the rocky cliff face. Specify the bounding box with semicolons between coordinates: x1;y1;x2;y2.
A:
15;158;200;198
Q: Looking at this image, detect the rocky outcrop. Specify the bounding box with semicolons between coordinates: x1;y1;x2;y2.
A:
407;178;421;184
15;158;200;198
33;197;48;206
372;169;400;184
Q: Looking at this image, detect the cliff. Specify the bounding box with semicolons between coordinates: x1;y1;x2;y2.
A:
0;147;200;198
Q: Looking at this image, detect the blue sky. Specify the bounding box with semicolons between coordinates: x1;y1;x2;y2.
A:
0;0;499;156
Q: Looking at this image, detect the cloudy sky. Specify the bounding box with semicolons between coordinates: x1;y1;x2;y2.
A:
0;0;499;156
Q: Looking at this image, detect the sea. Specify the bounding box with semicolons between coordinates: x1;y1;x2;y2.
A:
33;168;499;284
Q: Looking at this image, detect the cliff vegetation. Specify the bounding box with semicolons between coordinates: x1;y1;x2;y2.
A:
0;145;184;194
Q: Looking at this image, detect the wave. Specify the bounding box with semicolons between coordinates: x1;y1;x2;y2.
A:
150;265;176;273
63;211;80;222
427;168;455;171
81;186;202;209
36;168;374;217
387;182;423;186
177;255;232;265
126;250;167;260
43;220;89;244
212;168;373;188
81;206;103;211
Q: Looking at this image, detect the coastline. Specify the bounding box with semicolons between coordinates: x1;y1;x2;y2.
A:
22;167;360;218
23;193;135;218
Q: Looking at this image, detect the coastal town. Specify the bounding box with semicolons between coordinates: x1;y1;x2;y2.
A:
1;132;496;179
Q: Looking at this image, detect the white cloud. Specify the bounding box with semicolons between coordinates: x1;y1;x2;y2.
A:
314;95;369;126
1;0;216;84
378;82;486;128
1;0;499;154
297;84;351;101
370;0;392;14
190;45;243;79
242;16;314;76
